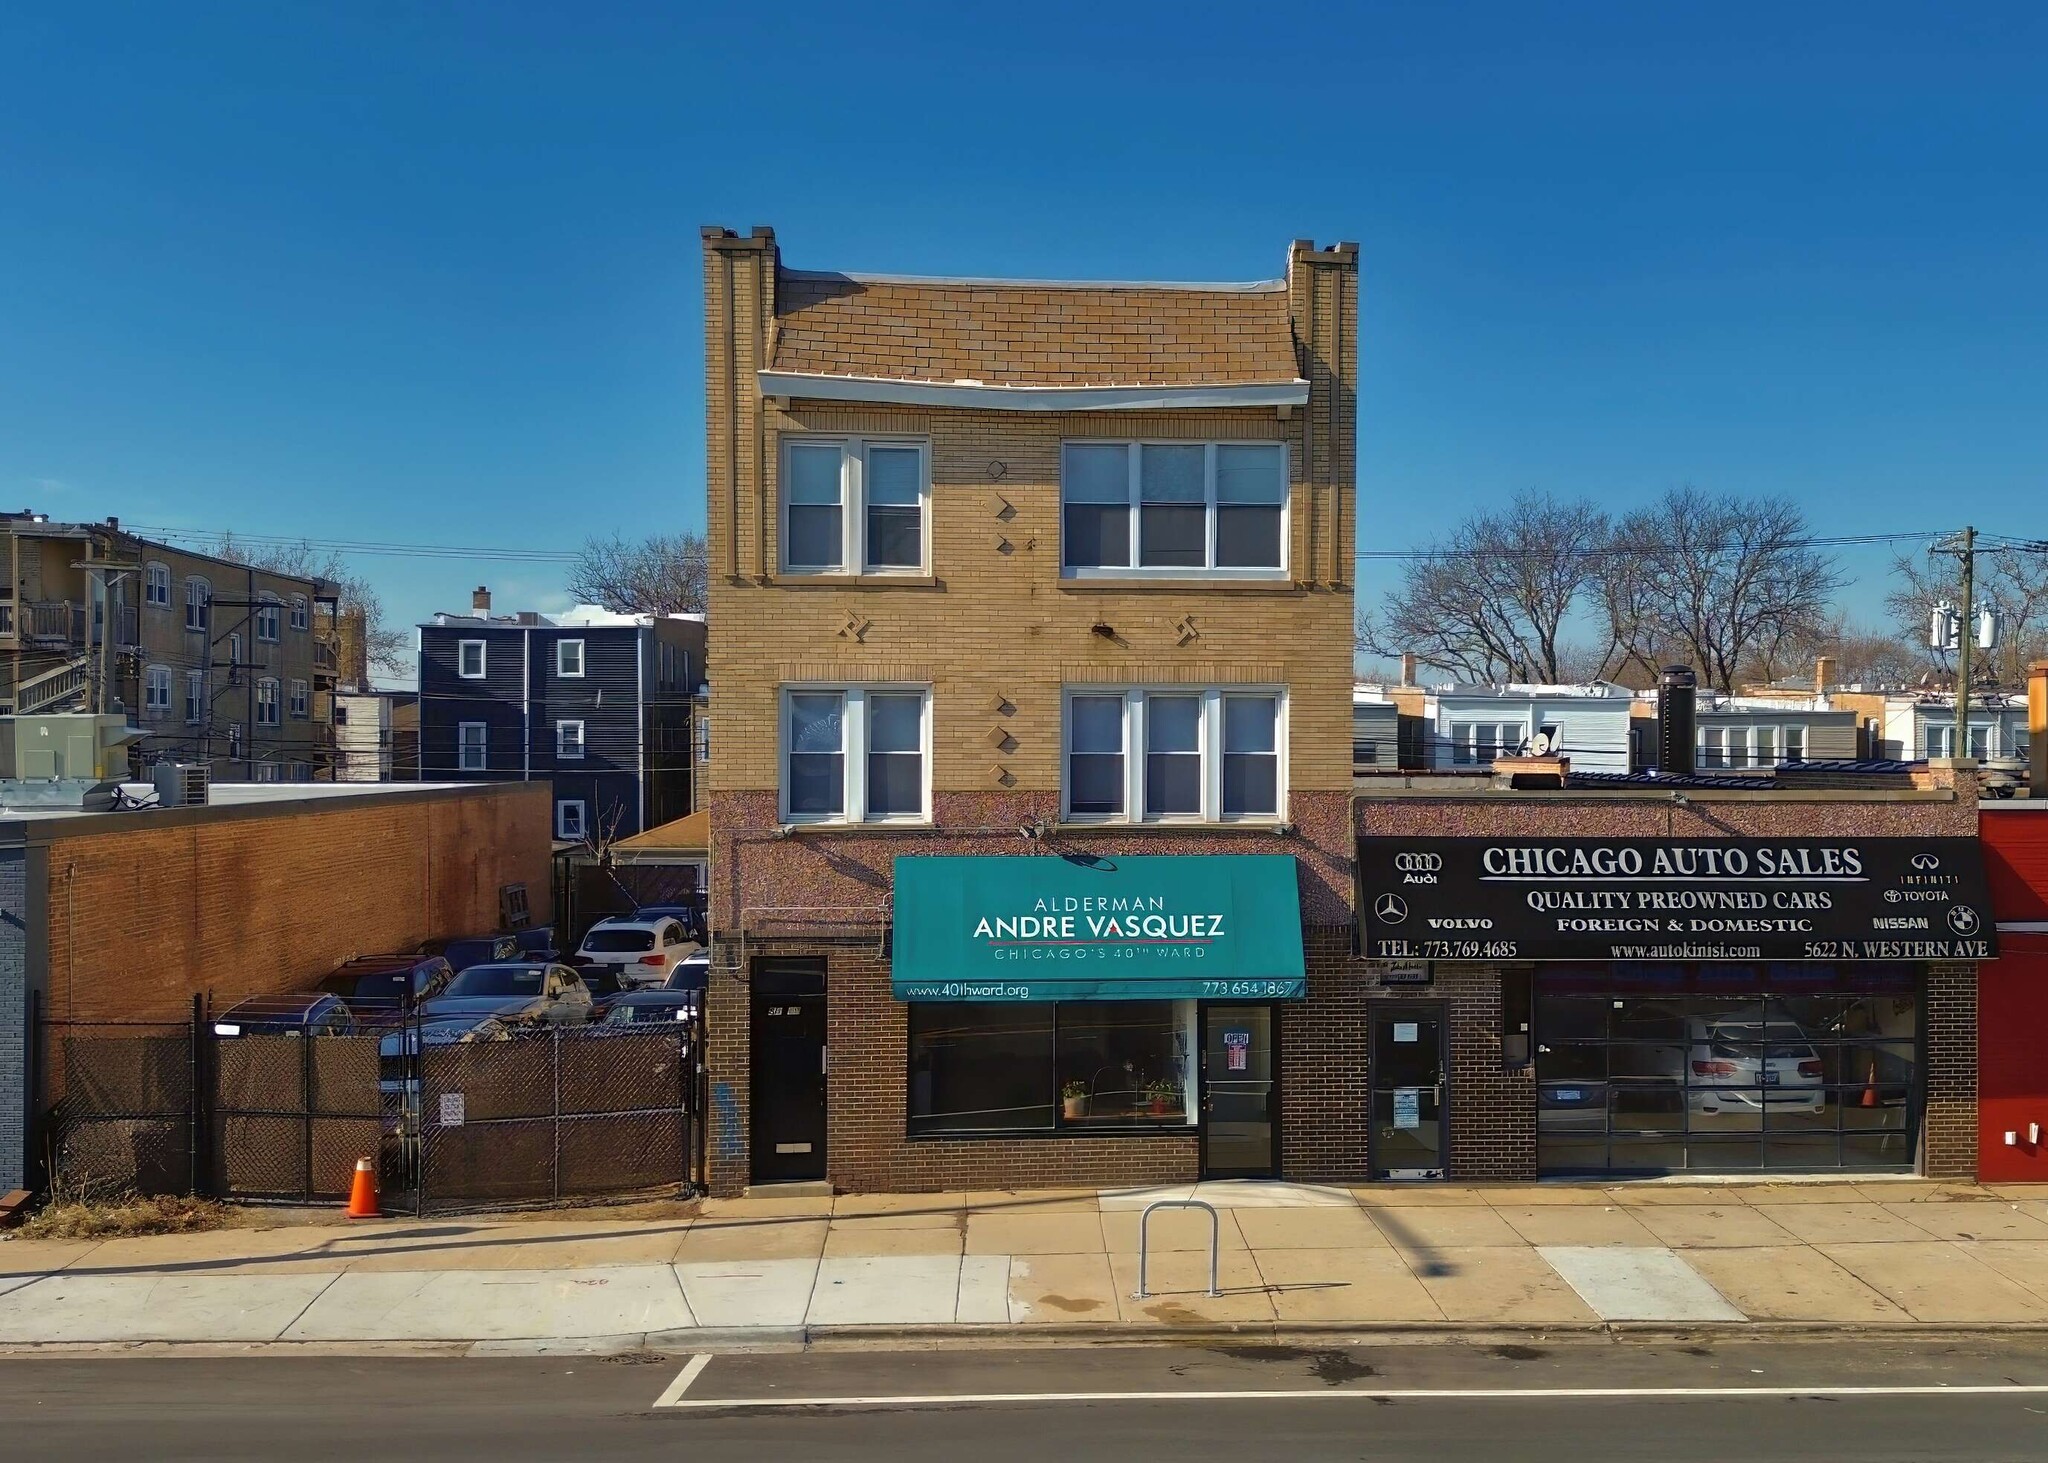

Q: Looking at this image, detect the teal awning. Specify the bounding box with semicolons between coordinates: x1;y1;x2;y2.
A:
891;853;1305;1002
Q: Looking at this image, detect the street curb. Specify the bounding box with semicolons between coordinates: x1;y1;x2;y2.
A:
9;1319;2048;1358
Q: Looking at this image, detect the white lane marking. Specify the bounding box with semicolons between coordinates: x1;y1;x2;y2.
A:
652;1354;713;1408
656;1383;2048;1413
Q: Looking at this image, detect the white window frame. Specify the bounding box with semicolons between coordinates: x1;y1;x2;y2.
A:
556;639;585;678
255;596;281;643
1447;719;1527;767
144;663;173;715
144;562;171;608
777;684;932;825
289;594;309;631
556;799;588;841
458;721;488;772
556;719;586;760
1059;686;1288;825
185;669;205;725
458;639;486;679
1059;440;1291;580
1782;725;1806;763
778;436;931;576
289;678;309;719
255;677;280;727
184;576;210;632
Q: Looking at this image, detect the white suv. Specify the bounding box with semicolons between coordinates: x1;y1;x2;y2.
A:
574;916;697;988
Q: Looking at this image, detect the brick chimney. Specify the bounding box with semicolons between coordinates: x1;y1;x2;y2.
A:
1400;652;1417;687
472;586;491;615
2030;659;2048;796
1814;655;1836;695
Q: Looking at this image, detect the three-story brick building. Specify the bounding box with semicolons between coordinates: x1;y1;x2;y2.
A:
702;226;1358;1193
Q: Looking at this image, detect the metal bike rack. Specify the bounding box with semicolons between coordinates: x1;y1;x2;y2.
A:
1134;1198;1221;1299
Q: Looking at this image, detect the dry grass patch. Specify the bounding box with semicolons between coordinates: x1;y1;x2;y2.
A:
19;1192;234;1241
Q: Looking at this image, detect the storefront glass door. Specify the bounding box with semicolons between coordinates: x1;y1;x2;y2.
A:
1201;1005;1277;1178
1371;1006;1447;1179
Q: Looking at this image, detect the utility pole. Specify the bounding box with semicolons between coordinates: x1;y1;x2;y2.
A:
1955;525;1975;760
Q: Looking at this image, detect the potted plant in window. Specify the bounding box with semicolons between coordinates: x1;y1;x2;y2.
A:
1147;1079;1181;1118
1061;1080;1090;1121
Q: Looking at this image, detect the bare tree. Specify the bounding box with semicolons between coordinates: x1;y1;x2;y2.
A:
1600;488;1841;693
1359;491;1612;683
212;534;407;681
566;531;708;617
1884;544;2048;688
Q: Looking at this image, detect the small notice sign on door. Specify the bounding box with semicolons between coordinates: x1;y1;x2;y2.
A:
1393;1087;1421;1129
439;1093;465;1128
1393;1022;1419;1044
1223;1029;1252;1071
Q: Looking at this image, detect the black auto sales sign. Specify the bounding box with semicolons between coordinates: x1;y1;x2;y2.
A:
1357;837;1997;962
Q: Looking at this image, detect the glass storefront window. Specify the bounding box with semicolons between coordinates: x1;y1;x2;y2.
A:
908;1000;1196;1135
1536;965;1920;1174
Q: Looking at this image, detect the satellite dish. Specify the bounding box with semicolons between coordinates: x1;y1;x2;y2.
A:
1527;730;1555;756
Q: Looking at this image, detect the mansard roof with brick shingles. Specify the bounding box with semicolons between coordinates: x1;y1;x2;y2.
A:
758;259;1315;412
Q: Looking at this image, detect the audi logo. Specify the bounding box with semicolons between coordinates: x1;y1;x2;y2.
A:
1910;852;1942;871
1394;853;1444;873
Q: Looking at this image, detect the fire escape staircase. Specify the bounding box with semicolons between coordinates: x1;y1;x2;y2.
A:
9;654;94;715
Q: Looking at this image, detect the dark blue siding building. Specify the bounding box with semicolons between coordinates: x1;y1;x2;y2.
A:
417;590;704;841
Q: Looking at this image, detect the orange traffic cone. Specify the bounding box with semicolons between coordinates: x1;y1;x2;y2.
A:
346;1156;381;1219
1860;1059;1879;1109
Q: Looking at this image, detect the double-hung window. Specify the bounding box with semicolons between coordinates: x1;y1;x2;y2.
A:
1061;441;1287;576
145;562;171;608
185;670;205;724
289;679;309;718
184;577;210;632
255;678;280;726
556;639;585;678
780;437;928;574
781;686;929;823
1450;720;1524;767
289;595;309;631
556;800;587;840
255;597;281;642
144;664;172;715
1062;688;1284;823
458;722;488;772
556;719;585;760
1782;726;1806;763
458;639;486;679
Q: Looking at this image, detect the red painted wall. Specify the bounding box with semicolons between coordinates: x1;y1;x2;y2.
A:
1979;810;2048;1179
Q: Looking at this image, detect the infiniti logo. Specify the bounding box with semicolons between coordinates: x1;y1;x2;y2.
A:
1911;853;1942;871
1374;893;1410;924
1394;853;1444;874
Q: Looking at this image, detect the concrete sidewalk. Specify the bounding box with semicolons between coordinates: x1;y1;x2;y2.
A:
6;1179;2048;1349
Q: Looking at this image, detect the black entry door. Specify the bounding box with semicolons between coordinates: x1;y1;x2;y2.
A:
1201;1004;1278;1178
750;961;827;1183
1371;1005;1448;1179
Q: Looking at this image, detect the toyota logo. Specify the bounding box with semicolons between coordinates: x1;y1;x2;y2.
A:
1394;853;1444;874
1911;853;1942;871
1374;893;1410;924
1947;905;1981;936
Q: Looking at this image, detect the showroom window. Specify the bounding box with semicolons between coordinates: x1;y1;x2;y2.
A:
907;1001;1197;1135
1534;964;1920;1175
1063;688;1283;823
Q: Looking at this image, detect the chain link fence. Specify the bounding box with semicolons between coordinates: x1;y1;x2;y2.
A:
36;1000;704;1211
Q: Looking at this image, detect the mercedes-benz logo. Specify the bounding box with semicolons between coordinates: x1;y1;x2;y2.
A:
1374;893;1409;925
1947;905;1981;936
1911;853;1942;871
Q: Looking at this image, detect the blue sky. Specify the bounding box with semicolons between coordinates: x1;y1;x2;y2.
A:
4;2;2045;681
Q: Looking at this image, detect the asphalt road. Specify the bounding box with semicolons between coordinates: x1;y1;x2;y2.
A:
6;1339;2048;1461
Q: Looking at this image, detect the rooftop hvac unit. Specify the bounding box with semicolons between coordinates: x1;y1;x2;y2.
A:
153;760;210;808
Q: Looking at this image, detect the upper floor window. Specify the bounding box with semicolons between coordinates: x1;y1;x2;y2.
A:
458;639;486;679
781;686;929;824
144;562;172;608
185;669;206;724
256;596;281;642
556;799;588;841
1061;442;1287;577
556;639;585;678
289;678;309;719
1448;720;1525;766
255;678;281;726
781;437;929;574
289;594;309;631
144;664;173;716
1063;688;1285;823
556;719;585;760
185;577;211;632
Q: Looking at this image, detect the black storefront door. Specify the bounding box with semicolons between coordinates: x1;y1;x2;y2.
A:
750;960;827;1184
1371;1005;1448;1179
1200;1004;1278;1178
